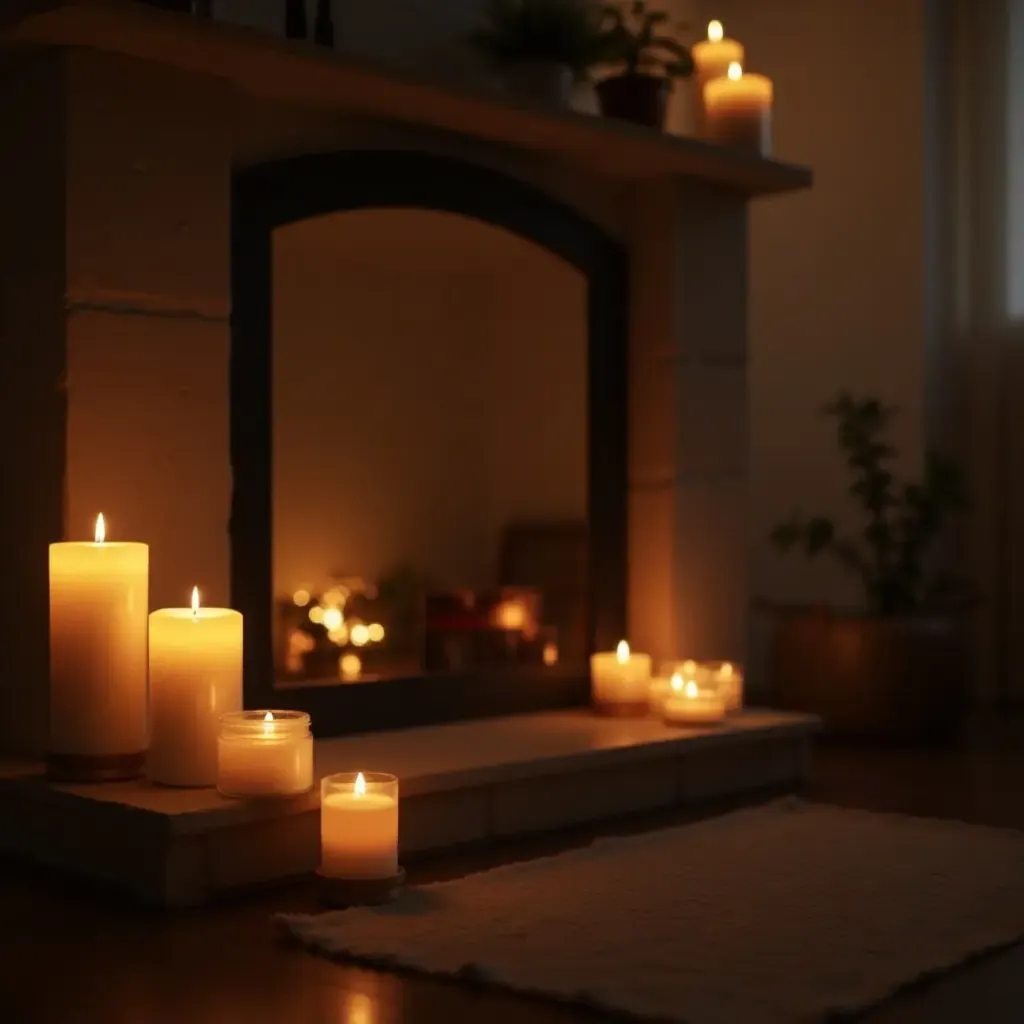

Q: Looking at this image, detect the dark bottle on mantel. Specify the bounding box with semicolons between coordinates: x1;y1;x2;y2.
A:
284;0;307;40
313;0;334;47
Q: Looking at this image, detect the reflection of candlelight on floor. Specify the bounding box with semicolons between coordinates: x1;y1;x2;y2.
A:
343;991;375;1024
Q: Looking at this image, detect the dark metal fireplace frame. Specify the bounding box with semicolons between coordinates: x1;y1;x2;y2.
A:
230;150;628;735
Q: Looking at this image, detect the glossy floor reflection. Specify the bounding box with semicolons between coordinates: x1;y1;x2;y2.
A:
4;717;1024;1024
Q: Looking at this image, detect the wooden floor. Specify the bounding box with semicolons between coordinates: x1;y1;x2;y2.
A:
4;718;1024;1024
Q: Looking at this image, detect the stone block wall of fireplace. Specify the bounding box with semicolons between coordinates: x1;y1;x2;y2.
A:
0;7;809;753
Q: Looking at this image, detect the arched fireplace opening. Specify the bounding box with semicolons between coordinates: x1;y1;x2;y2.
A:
231;151;628;735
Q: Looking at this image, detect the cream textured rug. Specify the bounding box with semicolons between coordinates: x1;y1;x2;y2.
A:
277;800;1024;1023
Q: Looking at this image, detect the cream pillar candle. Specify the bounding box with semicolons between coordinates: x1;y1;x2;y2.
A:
217;710;313;798
321;772;400;880
590;640;652;712
148;587;243;787
691;20;745;137
662;674;726;726
48;513;149;781
704;61;773;155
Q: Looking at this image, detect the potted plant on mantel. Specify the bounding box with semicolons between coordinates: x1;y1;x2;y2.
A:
469;0;604;108
768;394;974;745
593;0;693;129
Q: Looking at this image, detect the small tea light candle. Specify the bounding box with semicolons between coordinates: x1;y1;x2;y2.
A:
217;710;313;798
704;61;773;155
321;772;399;880
590;640;652;712
649;659;701;711
48;513;149;782
707;660;744;712
148;587;243;788
663;674;726;726
691;20;745;136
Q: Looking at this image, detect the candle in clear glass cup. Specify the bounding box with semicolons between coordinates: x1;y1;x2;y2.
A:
704;61;773;155
706;660;744;711
48;513;149;780
148;587;243;787
321;772;400;880
589;640;652;709
217;710;313;798
691;20;745;136
649;659;702;711
662;673;726;726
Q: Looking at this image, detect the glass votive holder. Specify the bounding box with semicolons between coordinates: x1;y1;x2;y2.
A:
216;709;313;799
661;672;726;727
651;660;705;711
704;660;744;712
320;771;400;881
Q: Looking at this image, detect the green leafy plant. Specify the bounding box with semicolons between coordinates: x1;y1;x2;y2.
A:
770;394;972;616
469;0;605;81
595;1;693;79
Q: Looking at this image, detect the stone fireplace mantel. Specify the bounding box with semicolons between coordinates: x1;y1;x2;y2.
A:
0;0;812;753
4;0;811;194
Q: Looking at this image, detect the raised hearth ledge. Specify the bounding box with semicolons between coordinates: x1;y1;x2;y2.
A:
3;0;812;193
0;709;819;907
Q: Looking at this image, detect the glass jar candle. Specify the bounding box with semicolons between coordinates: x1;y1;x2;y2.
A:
321;771;400;880
217;710;313;798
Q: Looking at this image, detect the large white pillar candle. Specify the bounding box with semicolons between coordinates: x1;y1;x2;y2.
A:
149;587;243;787
321;772;400;880
217;710;313;798
691;20;745;137
48;513;149;781
704;61;773;155
590;640;652;713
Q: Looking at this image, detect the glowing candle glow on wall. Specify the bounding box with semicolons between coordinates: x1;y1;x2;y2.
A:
691;20;745;137
704;61;773;155
48;513;149;781
149;586;243;788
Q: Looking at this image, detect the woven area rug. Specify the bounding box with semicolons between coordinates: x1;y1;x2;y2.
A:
277;800;1024;1023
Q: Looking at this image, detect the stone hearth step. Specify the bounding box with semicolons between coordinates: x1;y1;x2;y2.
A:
0;709;818;907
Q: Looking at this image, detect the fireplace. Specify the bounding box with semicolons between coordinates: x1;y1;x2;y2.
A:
0;5;811;755
232;152;628;733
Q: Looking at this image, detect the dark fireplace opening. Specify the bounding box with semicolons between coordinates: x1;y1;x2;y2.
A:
231;151;628;736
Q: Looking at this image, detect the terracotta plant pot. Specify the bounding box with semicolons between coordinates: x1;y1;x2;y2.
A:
501;63;574;108
771;610;969;745
595;73;671;129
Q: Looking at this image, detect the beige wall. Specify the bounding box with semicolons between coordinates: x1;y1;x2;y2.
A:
272;209;587;595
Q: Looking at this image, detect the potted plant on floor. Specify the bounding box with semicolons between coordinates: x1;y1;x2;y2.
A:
593;0;693;129
469;0;604;108
768;394;974;744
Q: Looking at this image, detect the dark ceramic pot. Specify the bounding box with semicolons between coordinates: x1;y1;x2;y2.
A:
595;73;670;129
771;610;969;745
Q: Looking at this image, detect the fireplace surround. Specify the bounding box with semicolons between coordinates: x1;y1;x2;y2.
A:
0;1;811;754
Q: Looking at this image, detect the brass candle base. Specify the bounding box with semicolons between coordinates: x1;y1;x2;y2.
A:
592;700;651;718
316;868;406;908
46;751;146;783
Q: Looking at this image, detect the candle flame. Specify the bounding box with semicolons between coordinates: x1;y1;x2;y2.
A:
262;710;274;736
615;640;630;664
191;586;200;616
685;680;699;699
94;513;106;544
720;662;733;678
728;61;742;80
708;19;723;42
670;672;684;693
354;771;366;796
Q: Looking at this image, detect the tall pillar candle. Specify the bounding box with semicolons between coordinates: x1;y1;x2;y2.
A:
704;62;773;155
48;514;149;781
148;587;243;787
691;20;744;137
